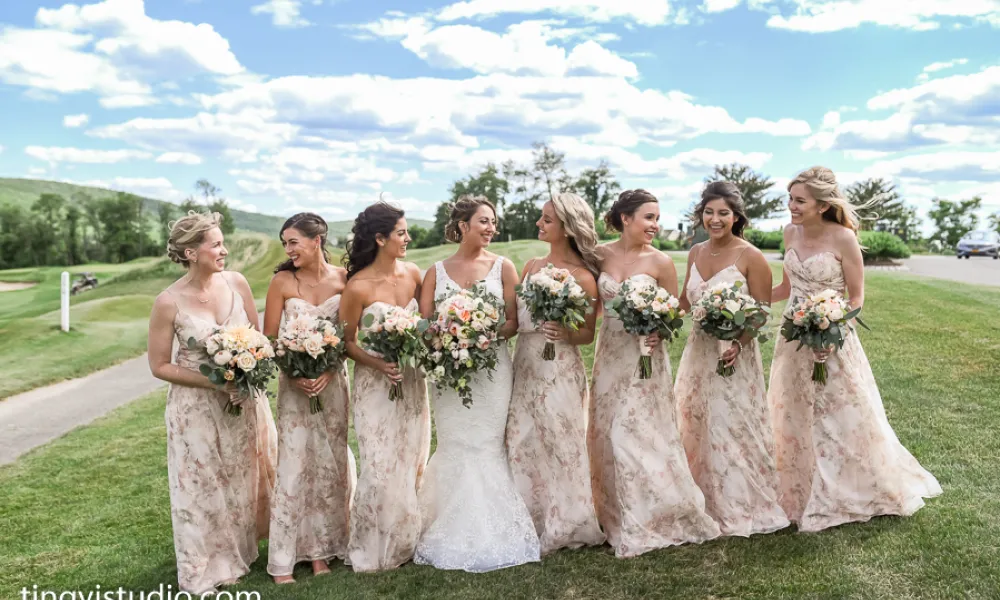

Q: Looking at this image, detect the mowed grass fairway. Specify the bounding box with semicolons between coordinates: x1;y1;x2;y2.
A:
2;240;999;598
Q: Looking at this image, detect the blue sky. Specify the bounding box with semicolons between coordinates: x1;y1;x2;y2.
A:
1;0;998;231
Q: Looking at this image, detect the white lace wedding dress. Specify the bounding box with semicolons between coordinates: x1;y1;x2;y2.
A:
414;257;541;572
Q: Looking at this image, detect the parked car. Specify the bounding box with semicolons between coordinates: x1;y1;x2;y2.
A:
956;230;1000;259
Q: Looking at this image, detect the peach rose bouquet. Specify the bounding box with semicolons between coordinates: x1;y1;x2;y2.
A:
780;288;868;385
273;314;347;413
190;323;277;416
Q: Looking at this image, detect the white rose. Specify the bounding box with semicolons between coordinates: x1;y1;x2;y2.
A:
818;317;831;330
235;352;257;371
433;365;445;377
651;300;665;313
829;307;845;321
691;306;707;321
458;348;470;361
303;338;324;358
724;299;742;314
213;351;233;366
206;339;221;355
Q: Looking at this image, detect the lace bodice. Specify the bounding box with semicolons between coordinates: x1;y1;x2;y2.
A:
783;250;846;314
685;263;747;306
433;257;505;305
284;294;341;321
173;284;249;371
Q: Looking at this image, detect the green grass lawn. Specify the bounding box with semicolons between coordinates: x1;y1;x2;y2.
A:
2;259;999;598
0;234;282;398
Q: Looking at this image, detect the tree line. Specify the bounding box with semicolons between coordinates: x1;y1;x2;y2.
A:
407;142;996;252
2;153;997;270
0;180;234;270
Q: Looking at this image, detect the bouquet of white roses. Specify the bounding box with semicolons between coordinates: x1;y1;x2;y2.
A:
190;324;277;416
515;264;592;360
360;305;424;401
690;280;770;377
273;314;347;413
418;284;506;408
780;288;868;385
607;279;685;379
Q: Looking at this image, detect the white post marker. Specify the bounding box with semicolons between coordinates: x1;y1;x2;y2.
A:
61;271;70;332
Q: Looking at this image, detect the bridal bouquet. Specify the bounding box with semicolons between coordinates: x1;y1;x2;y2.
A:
690;280;770;377
190;324;277;416
360;305;424;401
606;279;685;379
419;285;505;408
780;288;868;385
515;264;592;360
273;314;347;413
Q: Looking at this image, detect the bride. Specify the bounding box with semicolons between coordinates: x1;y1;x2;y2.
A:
414;195;541;572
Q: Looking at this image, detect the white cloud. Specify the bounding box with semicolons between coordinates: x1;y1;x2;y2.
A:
864;151;1000;182
762;0;1000;32
251;0;310;28
0;0;245;107
25;145;153;164
917;58;969;82
435;0;676;26
155;151;203;165
361;18;638;79
63;113;90;128
803;65;1000;152
702;0;742;13
73;176;186;201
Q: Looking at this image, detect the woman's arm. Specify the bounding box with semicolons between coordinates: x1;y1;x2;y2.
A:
678;245;698;312
147;294;216;389
499;258;520;340
839;231;866;311
772;225;794;302
262;272;287;338
229;271;261;330
656;253;680;299
418;266;437;319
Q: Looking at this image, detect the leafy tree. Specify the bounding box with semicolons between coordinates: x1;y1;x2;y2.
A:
157;203;176;250
928;197;982;248
183;179;235;235
844;178;907;232
424;202;453;247
98;192;157;262
0;204;31;269
504;199;543;240
449;163;510;237
65;205;84;265
881;205;922;242
575;160;620;216
989;212;1000;235
407;224;430;249
208;199;235;235
528;141;573;200
705;164;785;221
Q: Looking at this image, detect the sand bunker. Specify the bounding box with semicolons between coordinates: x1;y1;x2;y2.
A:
0;281;37;292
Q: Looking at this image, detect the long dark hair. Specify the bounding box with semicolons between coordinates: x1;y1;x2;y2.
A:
604;189;657;232
275;212;331;273
342;201;405;280
692;181;750;238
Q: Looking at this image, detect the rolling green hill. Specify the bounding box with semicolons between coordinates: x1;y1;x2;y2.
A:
0;178;433;237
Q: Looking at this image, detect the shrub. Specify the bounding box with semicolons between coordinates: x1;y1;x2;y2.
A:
744;229;783;250
653;238;682;251
860;231;911;262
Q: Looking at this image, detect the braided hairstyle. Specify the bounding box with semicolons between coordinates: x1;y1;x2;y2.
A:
342;201;405;279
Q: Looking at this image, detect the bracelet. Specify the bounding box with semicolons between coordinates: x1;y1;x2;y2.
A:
734;339;744;353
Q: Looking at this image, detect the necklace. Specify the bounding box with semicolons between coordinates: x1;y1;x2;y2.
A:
621;246;642;265
374;266;398;287
186;276;211;303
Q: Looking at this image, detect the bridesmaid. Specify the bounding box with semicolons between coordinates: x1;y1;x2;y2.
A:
340;201;431;572
507;192;605;554
263;213;355;583
147;211;277;595
769;166;941;532
674;182;789;537
589;190;720;558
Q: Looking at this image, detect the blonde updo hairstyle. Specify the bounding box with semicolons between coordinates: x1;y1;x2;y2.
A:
167;211;224;268
551;192;601;277
445;195;497;243
789;166;862;239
